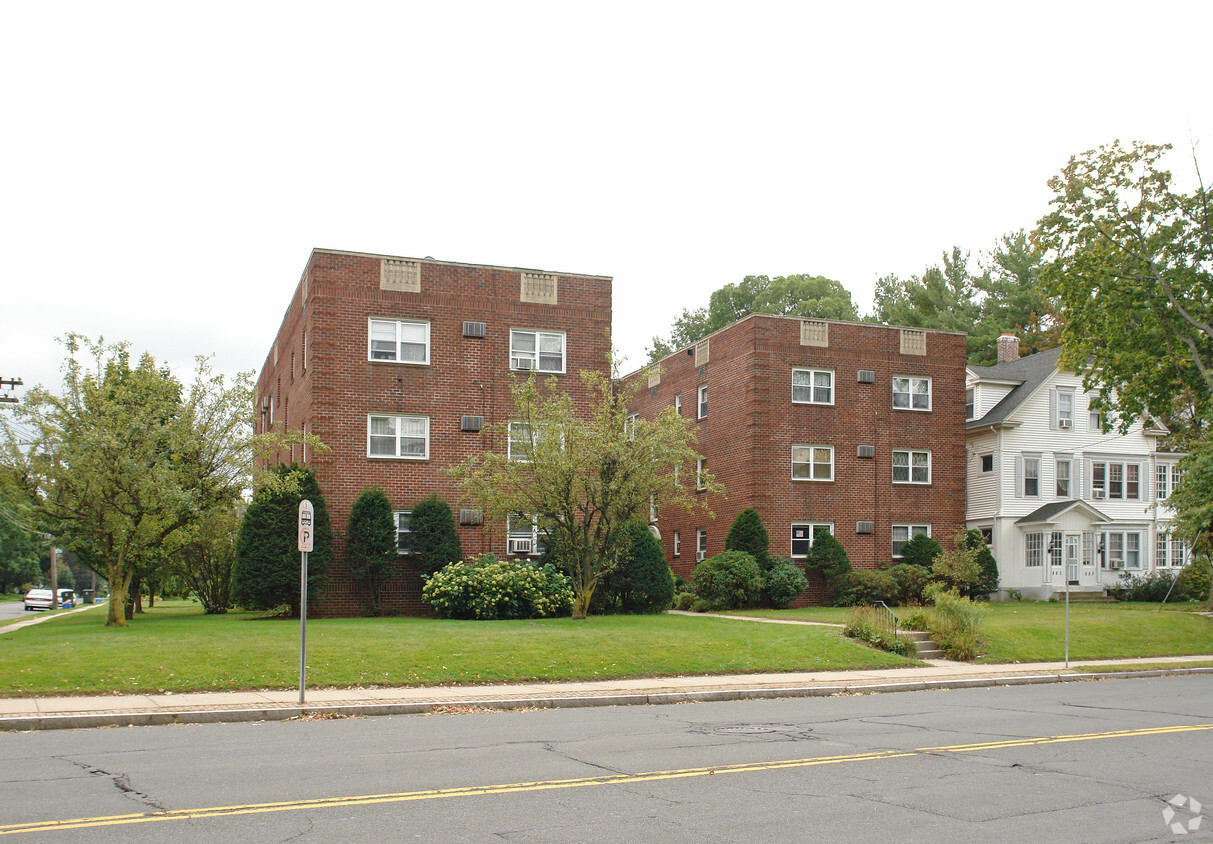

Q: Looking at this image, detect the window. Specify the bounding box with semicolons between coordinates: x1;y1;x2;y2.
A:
981;454;994;473
892;524;930;557
674;394;682;416
1156;531;1191;568
696;528;708;559
1023;456;1040;497
892;376;931;411
790;523;833;558
1089;409;1103;431
1091;460;1141;500
673;530;681;557
1104;530;1141;569
1157;463;1182;500
1054;390;1074;428
369;318;430;364
649;494;658;523
1056;458;1072;498
507;514;545;556
625;413;638;441
696;458;706;491
792;445;834;481
697;385;708;419
368;414;429;459
510;329;566;373
892;449;930;484
301;330;307;372
1025;531;1043;567
508;421;534;462
965;387;975;420
393;511;412;554
792;368;834;405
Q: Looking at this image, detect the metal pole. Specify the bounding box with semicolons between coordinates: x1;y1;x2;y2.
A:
299;550;308;705
1064;567;1070;669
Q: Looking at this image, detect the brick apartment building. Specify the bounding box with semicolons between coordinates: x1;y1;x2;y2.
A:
256;249;612;616
623;316;968;599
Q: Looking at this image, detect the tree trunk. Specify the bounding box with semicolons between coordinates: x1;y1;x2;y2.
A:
131;572;142;616
106;566;133;627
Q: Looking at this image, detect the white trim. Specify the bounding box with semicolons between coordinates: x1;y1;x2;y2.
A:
367;414;430;459
792;445;834;482
791;368;835;405
892;449;931;484
510;328;566;374
368;318;430;365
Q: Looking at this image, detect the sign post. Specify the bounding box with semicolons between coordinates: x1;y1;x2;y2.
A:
298;500;314;705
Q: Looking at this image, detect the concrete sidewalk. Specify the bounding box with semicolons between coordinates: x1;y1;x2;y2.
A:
3;654;1212;732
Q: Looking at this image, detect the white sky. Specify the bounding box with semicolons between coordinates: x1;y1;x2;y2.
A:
2;1;1210;397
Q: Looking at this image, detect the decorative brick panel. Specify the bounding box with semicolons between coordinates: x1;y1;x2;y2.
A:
381;258;421;293
800;319;828;347
520;272;558;304
900;329;927;356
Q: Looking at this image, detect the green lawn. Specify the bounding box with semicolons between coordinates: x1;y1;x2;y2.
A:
974;602;1213;663
724;602;1213;663
0;601;914;697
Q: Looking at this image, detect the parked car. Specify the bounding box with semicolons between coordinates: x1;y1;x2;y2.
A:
23;589;54;611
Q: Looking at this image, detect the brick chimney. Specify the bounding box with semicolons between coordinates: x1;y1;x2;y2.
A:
997;333;1020;364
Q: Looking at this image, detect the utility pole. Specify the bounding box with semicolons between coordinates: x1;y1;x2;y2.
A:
0;376;23;404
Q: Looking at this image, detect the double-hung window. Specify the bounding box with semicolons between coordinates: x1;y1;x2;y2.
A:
368;414;429;459
510;329;566;373
1056;458;1072;498
892;376;931;411
790;523;833;558
696;458;707;491
792;368;833;405
1156;531;1190;568
508;421;534;462
892;449;930;484
1091;460;1141;500
792;446;833;481
1023;458;1043;497
673;531;681;557
696;528;708;560
697;385;708;419
892;524;930;557
1104;530;1141;569
393;511;412;554
369;318;429;364
965;387;975;420
1054;390;1074;429
1157;463;1182;500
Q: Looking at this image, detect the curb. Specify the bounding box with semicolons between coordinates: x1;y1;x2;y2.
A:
5;666;1211;732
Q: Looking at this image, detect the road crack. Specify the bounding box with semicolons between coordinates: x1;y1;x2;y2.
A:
61;757;167;811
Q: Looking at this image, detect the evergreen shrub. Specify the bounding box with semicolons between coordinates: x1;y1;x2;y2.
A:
691;551;763;610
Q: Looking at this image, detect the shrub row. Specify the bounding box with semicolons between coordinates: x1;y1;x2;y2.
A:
421;555;573;620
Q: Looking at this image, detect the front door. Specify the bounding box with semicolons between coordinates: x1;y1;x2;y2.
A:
1064;534;1080;585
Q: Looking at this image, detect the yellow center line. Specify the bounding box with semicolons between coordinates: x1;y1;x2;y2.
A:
3;723;1211;835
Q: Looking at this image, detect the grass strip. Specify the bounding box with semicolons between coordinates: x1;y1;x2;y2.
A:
0;600;913;697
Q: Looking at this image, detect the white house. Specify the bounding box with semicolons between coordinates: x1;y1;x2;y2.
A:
965;335;1188;599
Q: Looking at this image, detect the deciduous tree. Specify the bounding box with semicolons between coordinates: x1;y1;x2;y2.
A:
451;371;717;619
1035;140;1213;434
648;274;858;360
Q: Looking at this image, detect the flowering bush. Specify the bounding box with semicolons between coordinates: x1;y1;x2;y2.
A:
421;555;573;620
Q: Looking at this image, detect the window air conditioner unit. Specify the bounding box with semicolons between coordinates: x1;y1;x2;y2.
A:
855;521;874;535
857;445;875;459
514;358;533;370
696;551;706;562
1058;419;1072;429
1092;489;1106;500
461;415;483;432
508;538;533;555
458;509;483;526
857;370;876;384
462;321;486;338
1108;560;1123;570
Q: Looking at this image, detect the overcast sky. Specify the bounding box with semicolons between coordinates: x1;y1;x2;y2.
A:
2;1;1210;398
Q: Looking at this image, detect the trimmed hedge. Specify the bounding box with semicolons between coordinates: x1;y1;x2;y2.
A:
692;551;763;610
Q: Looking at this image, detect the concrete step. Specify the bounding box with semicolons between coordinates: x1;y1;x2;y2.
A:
1058;591;1115;603
897;629;944;659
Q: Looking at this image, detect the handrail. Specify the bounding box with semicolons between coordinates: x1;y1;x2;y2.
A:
873;601;899;639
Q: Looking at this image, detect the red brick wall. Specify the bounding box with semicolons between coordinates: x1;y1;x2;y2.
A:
256;250;612;617
624;315;967;604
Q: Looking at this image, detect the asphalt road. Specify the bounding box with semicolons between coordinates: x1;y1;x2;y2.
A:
0;600;33;620
1;675;1210;842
